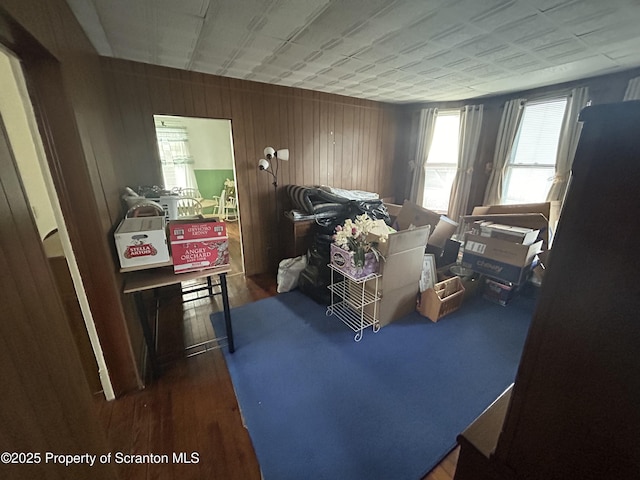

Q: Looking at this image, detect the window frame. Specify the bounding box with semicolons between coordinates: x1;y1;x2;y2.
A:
502;96;568;205
422;109;461;213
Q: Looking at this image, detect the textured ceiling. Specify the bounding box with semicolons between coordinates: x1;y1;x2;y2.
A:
66;0;640;104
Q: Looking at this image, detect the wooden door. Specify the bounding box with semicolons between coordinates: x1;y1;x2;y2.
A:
494;101;640;478
0;114;117;480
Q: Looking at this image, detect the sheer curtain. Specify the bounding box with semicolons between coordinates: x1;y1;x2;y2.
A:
623;76;640;100
408;108;438;205
483;98;525;205
546;87;590;203
156;126;198;191
448;105;483;224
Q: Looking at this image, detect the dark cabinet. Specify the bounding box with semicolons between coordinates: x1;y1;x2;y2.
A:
281;215;316;259
456;101;640;479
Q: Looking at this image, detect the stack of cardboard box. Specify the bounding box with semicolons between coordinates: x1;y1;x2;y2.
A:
365;223;431;327
460;202;550;304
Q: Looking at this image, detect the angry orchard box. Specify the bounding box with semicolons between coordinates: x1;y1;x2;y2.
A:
168;219;230;273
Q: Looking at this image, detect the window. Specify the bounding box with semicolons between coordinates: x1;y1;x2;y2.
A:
502;98;567;204
154;124;198;191
423;110;460;212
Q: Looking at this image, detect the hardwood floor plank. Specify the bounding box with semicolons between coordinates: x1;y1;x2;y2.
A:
147;387;175;480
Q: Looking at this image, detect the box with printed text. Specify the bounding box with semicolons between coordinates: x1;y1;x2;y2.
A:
168;219;229;273
114;217;171;269
462;233;542;284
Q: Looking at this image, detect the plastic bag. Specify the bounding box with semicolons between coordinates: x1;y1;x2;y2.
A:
346;199;390;223
277;255;308;293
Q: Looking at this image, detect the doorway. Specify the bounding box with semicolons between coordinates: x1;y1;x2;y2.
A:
0;47;112;398
153;115;244;276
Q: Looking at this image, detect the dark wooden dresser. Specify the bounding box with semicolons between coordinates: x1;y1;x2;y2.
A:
455;101;640;479
282;215;317;259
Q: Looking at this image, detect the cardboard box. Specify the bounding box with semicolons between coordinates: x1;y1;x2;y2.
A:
330;243;379;279
462;233;542;284
114;217;170;269
365;284;420;328
374;226;430;292
169;219;227;242
467;202;551;248
168;219;229;273
394;201;441;233
474;221;540;245
384;202;402;225
463;213;549;249
471;202;550;219
417;276;465;322
429;215;459;249
363;224;430;326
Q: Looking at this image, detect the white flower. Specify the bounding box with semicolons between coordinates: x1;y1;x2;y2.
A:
333;214;379;253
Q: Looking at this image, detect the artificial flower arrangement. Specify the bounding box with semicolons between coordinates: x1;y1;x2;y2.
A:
331;214;388;277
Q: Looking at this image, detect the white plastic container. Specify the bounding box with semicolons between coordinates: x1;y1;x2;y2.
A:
159;195;179;220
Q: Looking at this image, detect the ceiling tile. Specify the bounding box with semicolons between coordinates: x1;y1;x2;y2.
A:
494;13;556;43
444;0;514;23
525;0;573;13
515;29;574;50
154;0;210;17
577;21;640;47
67;0;640;104
534;39;586;58
456;34;508;57
469;1;538;33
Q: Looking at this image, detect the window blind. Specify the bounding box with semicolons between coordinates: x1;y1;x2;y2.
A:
510;98;567;166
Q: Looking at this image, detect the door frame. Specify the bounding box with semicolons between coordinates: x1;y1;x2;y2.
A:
0;8;142;396
0;47;113;398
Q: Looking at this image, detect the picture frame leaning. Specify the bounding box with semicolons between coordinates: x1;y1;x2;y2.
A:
420;253;437;292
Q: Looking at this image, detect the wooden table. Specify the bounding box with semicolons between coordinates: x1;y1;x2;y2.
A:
123;264;234;378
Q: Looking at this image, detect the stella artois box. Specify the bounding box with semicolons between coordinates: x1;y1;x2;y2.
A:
114;217;170;269
168;219;230;273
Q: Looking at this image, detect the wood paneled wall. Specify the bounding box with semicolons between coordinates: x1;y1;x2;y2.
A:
0;113;117;479
1;0;143;394
101;59;399;274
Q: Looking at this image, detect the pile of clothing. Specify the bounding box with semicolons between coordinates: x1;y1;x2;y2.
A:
283;185;391;304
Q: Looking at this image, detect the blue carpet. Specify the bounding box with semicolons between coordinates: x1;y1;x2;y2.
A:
211;290;535;480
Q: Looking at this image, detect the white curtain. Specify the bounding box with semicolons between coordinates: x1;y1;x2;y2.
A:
156;126;198;191
448;105;484;224
408;108;438;205
546;87;590;203
623;76;640;100
483;98;526;205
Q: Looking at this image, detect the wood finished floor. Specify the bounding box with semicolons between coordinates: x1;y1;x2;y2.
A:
95;272;459;480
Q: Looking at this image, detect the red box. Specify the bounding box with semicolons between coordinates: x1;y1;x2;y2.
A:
168;220;230;273
169;220;226;242
482;277;515;306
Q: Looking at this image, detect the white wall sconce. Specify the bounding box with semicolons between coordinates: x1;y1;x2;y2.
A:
258;147;290;251
258;147;289;188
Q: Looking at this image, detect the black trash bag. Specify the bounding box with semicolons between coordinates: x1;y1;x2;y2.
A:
306;243;329;269
298;265;332;305
315;201;391;240
313;233;334;251
314;214;350;235
346;199;391;224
